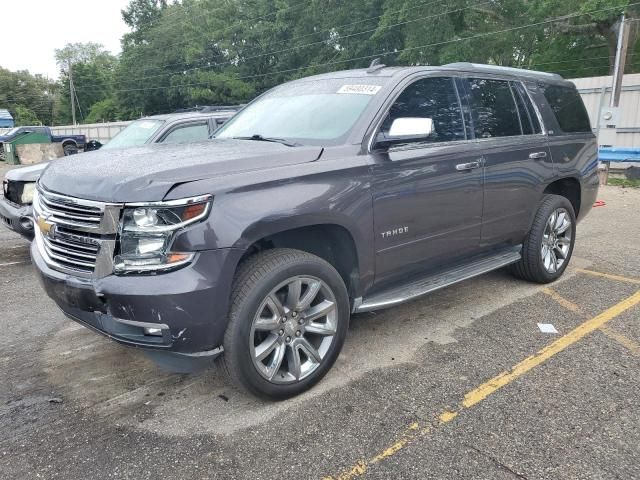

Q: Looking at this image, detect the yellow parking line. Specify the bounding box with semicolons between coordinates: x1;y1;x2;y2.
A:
600;326;640;357
542;288;582;314
543;287;640;357
323;290;640;479
576;268;640;285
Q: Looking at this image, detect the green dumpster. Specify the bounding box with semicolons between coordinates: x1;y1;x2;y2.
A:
1;131;51;165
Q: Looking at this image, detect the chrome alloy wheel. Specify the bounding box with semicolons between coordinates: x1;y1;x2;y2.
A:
250;276;338;384
541;207;573;273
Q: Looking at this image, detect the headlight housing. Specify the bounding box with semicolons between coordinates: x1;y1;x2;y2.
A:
114;195;212;274
20;182;36;205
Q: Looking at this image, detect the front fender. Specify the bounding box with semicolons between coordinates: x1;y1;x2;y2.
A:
170;165;375;294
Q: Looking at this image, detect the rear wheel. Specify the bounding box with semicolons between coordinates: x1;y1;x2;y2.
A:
221;249;350;399
63;144;78;156
510;194;576;283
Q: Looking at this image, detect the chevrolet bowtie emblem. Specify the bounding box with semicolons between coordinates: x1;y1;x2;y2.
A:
37;215;55;236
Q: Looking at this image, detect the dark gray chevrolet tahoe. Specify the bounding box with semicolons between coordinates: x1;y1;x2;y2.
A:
32;63;598;399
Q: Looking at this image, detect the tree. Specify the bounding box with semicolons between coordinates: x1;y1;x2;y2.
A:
13;105;42;126
86;98;122;123
0;67;56;125
54;43;120;124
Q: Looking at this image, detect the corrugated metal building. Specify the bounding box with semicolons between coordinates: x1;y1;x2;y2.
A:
570;73;640;148
0;109;14;128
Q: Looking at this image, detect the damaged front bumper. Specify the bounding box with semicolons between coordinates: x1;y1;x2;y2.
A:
0;196;34;240
32;242;243;372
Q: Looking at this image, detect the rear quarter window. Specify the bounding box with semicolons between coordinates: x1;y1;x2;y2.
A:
542;84;592;133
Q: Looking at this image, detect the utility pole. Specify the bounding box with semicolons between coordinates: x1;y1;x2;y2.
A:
610;13;630;109
68;60;77;126
599;13;631;184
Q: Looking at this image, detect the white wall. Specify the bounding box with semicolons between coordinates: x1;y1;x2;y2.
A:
570;73;640;148
50;121;132;143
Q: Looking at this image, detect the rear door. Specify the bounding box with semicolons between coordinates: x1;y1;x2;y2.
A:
370;75;484;286
461;77;554;248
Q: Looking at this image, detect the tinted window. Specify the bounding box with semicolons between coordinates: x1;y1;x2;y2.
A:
380;77;465;143
512;82;541;134
162;123;210;144
542;85;591;133
103;119;164;150
468;78;521;138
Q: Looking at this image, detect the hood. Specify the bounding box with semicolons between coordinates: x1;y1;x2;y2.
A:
40;139;323;202
5;162;50;182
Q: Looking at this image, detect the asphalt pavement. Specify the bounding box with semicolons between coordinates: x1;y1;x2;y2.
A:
0;169;638;479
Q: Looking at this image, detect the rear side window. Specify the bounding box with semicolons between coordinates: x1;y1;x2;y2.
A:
542;85;591;133
380;77;465;143
512;82;542;135
468;78;521;138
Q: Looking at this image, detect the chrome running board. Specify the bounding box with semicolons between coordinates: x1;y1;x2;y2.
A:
355;245;522;313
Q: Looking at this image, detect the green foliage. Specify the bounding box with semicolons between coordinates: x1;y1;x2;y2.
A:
13;105;42;126
85;99;122;123
54;43;119;124
0;67;56;125
3;0;640;124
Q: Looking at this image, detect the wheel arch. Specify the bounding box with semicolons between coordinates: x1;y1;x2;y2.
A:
237;222;362;301
543;176;581;217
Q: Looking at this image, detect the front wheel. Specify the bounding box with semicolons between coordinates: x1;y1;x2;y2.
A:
221;249;350;399
510;194;576;284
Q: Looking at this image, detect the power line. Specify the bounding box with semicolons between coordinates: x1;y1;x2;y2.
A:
77;1;640;96
124;0;313;74
127;0;449;76
77;0;493;92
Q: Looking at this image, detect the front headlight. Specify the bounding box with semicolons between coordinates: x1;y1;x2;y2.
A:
114;195;212;274
20;182;36;205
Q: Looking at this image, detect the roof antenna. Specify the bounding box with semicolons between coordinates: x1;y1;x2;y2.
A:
367;58;386;73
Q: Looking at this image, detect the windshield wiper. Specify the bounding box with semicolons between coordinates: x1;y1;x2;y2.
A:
232;134;300;147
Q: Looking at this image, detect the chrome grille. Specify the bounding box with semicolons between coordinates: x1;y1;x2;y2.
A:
40;231;100;273
36;189;103;229
33;186;122;278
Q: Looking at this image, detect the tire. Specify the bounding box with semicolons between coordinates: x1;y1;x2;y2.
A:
510;194;576;284
63;144;78;156
220;248;350;400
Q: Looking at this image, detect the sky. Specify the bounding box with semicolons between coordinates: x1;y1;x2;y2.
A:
0;0;131;79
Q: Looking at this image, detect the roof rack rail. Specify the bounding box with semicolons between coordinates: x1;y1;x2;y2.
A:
444;62;563;80
367;58;386;73
172;105;243;114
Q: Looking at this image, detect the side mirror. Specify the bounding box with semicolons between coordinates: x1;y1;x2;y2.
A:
389;117;434;138
375;117;434;149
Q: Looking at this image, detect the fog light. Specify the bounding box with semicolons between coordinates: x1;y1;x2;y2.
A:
143;327;163;336
19;217;34;230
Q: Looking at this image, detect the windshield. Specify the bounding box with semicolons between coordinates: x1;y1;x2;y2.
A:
103;119;164;150
216;79;385;145
2;128;20;137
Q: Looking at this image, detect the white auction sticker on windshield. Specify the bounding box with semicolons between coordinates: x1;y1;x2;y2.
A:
337;84;382;95
137;121;157;129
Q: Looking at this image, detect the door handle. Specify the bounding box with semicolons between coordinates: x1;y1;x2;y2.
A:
456;161;481;171
529;151;547;159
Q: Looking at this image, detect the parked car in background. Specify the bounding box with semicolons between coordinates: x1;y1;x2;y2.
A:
0;126;87;158
31;64;597;399
0;107;239;239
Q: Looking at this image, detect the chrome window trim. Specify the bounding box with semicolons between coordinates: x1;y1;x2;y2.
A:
124;194;212;207
367;74;471;154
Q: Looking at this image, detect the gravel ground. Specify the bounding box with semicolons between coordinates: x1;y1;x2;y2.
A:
0;166;638;479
